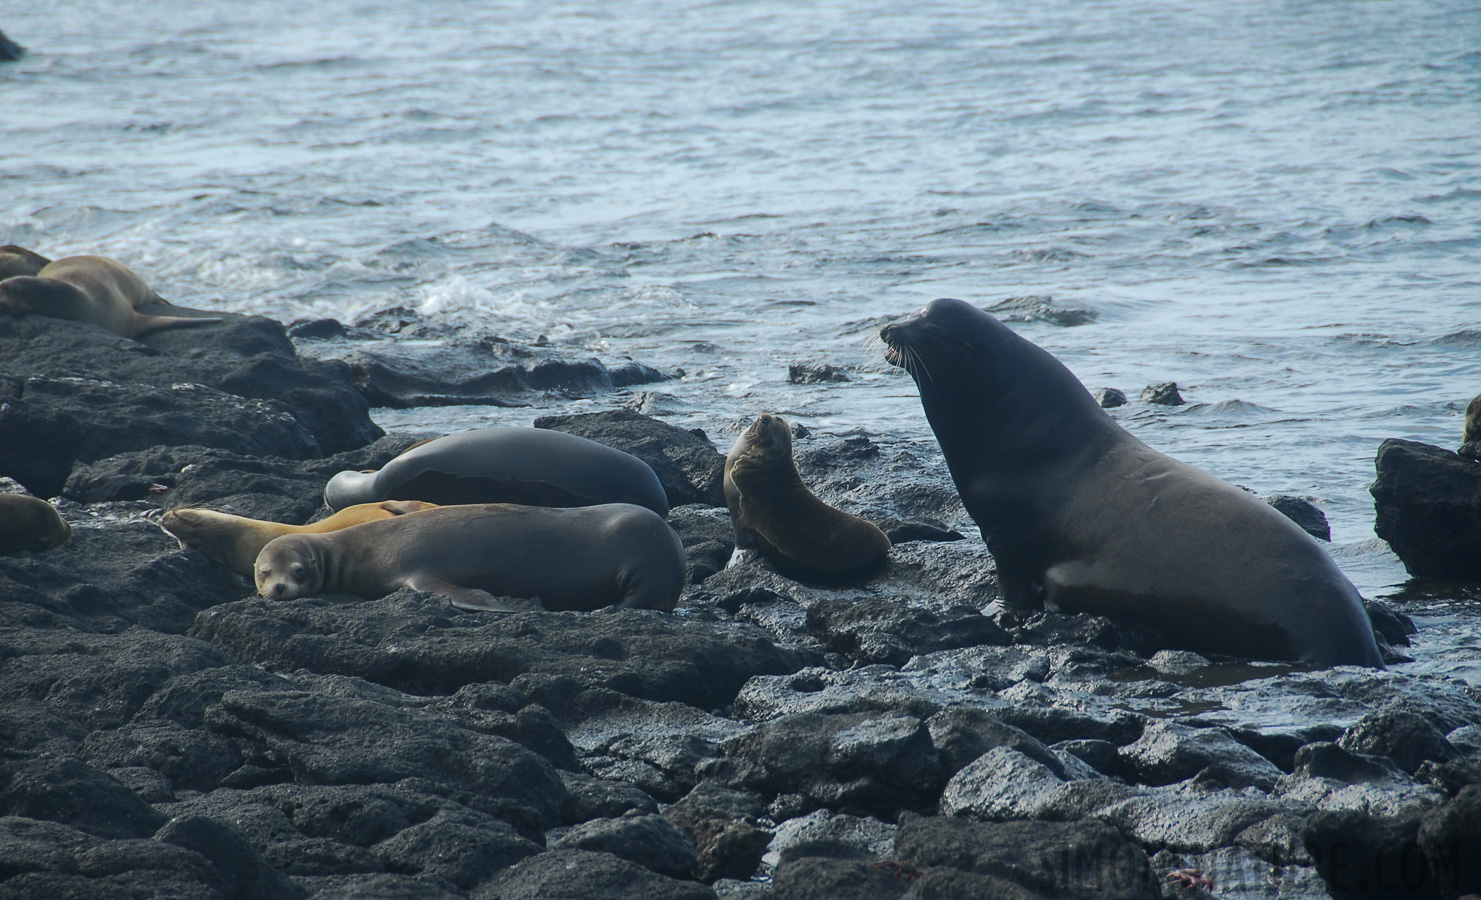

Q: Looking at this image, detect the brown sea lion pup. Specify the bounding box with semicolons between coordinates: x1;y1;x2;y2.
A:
0;255;221;339
0;244;51;279
254;502;686;612
161;500;438;576
881;298;1383;668
0;494;72;554
724;413;891;585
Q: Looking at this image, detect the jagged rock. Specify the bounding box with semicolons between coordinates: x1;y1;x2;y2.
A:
939;748;1070;821
1117;721;1284;790
765;808;894;868
560;772;658;825
481;848;717;900
1140;382;1184;405
554;813;699;880
62;436;419;515
0;375;320;499
664;784;770;883
788;363;851;384
1303;807;1440;900
536;409;726;508
0;314;381;495
0;816;233;898
1093;387;1127;408
1371;438;1481;581
1293;742;1409;784
926;707;1065;779
193;595;799;713
202;687;565;840
772;856;908;900
1267;493;1331;541
807;598;1009;668
155;814;305;900
1417;784;1481;898
315;337;671;408
706;712;943;821
893;813;1160;900
1339;703;1459;776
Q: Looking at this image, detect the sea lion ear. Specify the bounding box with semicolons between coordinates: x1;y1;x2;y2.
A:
290;562;307;581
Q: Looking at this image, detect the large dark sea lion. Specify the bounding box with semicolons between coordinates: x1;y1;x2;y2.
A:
0;494;72;554
161;500;438;576
880;298;1382;668
724;412;890;584
323;426;670;516
254;502;686;612
0;255;220;339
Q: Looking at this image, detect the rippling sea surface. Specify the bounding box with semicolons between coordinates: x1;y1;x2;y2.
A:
4;1;1479;677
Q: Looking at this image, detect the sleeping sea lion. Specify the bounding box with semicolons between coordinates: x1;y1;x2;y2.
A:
254;502;686;612
881;297;1382;668
0;245;50;280
0;494;72;554
161;500;438;576
724;412;890;584
0;255;221;339
323;426;670;516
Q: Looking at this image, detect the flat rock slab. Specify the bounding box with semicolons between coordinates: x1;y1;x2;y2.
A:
192;593;801;713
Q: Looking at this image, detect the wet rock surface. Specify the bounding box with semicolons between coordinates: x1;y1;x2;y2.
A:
1;317;1480;898
1371;438;1481;581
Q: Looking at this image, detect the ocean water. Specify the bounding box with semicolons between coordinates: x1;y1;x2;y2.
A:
3;0;1478;677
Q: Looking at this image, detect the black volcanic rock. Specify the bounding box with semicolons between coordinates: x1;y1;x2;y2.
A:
1371;438;1481;581
0;315;380;496
319;337;673;408
536;409;727;508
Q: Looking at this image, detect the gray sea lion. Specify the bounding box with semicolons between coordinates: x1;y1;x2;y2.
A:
0;245;50;280
724;412;890;584
0;255;221;339
161;500;438;576
323;426;670;516
254;502;686;612
0;494;72;554
881;298;1383;668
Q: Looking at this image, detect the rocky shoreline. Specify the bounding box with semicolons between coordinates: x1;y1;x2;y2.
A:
1;312;1478;900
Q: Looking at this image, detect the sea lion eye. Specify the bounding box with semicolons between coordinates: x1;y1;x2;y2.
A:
290;562;307;582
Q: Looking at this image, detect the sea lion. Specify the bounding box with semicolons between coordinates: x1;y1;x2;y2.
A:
254;502;686;612
0;255;221;339
1465;394;1481;445
0;494;72;554
0;245;50;280
881;298;1383;668
323;426;670;516
161;500;438;576
723;412;891;584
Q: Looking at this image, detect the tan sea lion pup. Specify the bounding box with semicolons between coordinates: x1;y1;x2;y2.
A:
0;244;51;280
0;255;221;339
0;494;72;554
724;413;891;585
161;500;438;576
254;502;686;612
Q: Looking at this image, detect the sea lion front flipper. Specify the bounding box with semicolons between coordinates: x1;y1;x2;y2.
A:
133;314;224;336
407;574;514;612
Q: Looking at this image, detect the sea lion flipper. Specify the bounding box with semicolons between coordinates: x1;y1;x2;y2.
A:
134;314;223;336
408;575;514;612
